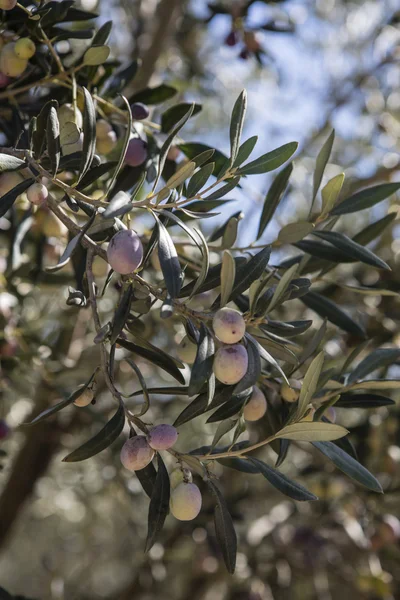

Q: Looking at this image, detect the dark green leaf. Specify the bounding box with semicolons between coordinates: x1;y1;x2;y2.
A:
116;337;185;384
202;176;240;201
110;285;133;345
62;401;125;462
145;455;170;552
207;391;250;423
228;246;271;301
232;136;258;168
207;480;237;574
161;103;202;133
129;84;177;105
262;319;312;338
178;143;228;177
313;441;382;492
237;142;298;175
331;183;400;215
155;104;194;190
312;230;390;271
348;348;400;383
157;218;182;298
249;458;318;501
0;153;26;173
335;393;395;408
27;369;98;425
257;163;292;239
217;457;260;473
46;107;60;175
106;96;133;195
33;99;58;158
295;239;353;263
104;60;139;97
229;89;247;162
186;163;214;197
102;191;131;219
79;87;96;181
179;257;247;297
135;459;157;499
302;291;366;338
188;324;215;397
353;212;396;245
0;178;34;218
234;336;261;395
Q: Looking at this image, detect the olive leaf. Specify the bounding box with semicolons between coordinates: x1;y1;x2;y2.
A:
145;455;170;552
0;178;35;218
220;250;236;308
63;401;125;462
46;106;60;175
207;480;237;574
188;324;215;397
229;89;247;162
296;351;324;419
275;422;348;442
257;162;292;239
156;217;182;299
237;141;298;175
331;182;400;215
79;87;96;181
249;458;318;501
311;129;335;208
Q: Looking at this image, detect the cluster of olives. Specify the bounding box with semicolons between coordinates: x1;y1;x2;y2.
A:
0;31;36;80
120;425;201;520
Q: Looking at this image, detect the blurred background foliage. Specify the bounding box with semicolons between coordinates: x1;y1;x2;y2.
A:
1;0;400;599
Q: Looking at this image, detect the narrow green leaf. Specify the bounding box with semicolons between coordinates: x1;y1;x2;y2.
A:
145;455;170;552
83;44;110;65
46;106;60;175
79;87;96;181
228;246;271;301
161;103;202;133
220;250;236;308
229;89;247;162
207;480;237;574
179;257;247;298
267;263;298;312
0;153;26;173
62;401;125;462
203;176;240;201
27;369;98;425
335;393;394;408
313;441;382;492
238;142;298;176
165;161;196;189
278;221;314;244
246;333;289;385
232;136;258;168
312;129;335;203
116;337;185;384
234;336;261;395
331;182;400;215
249;458;318;501
302;291;366;338
157;218;182;299
106;96;133;195
275;422;348;442
154;104;194;190
257;163;292;239
297;351;324;419
0;178;34;218
312;230;390;271
186;162;214;197
129;84;177;106
351;380;400;391
211;418;237;451
321;172;344;216
110;284;133;345
188;324;215;397
348;348;400;383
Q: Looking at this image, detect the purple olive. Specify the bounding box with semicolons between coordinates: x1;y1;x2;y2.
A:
225;30;239;47
107;229;143;275
147;424;178;450
0;420;10;440
125;138;148;167
130;102;150;120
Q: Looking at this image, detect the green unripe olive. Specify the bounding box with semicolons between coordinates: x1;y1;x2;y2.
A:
96;130;117;155
169;468;192;489
0;0;17;10
0;43;27;77
0;171;23;196
213;344;248;385
176;335;197;364
120;435;155;471
57;103;83;130
243;386;267;421
147;424;178;450
27;182;48;206
74;388;94;407
213;307;246;344
280;379;301;403
170;482;202;521
96;119;113;138
107;229;143;274
14;38;36;59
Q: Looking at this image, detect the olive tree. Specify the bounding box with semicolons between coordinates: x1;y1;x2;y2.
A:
0;0;399;581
